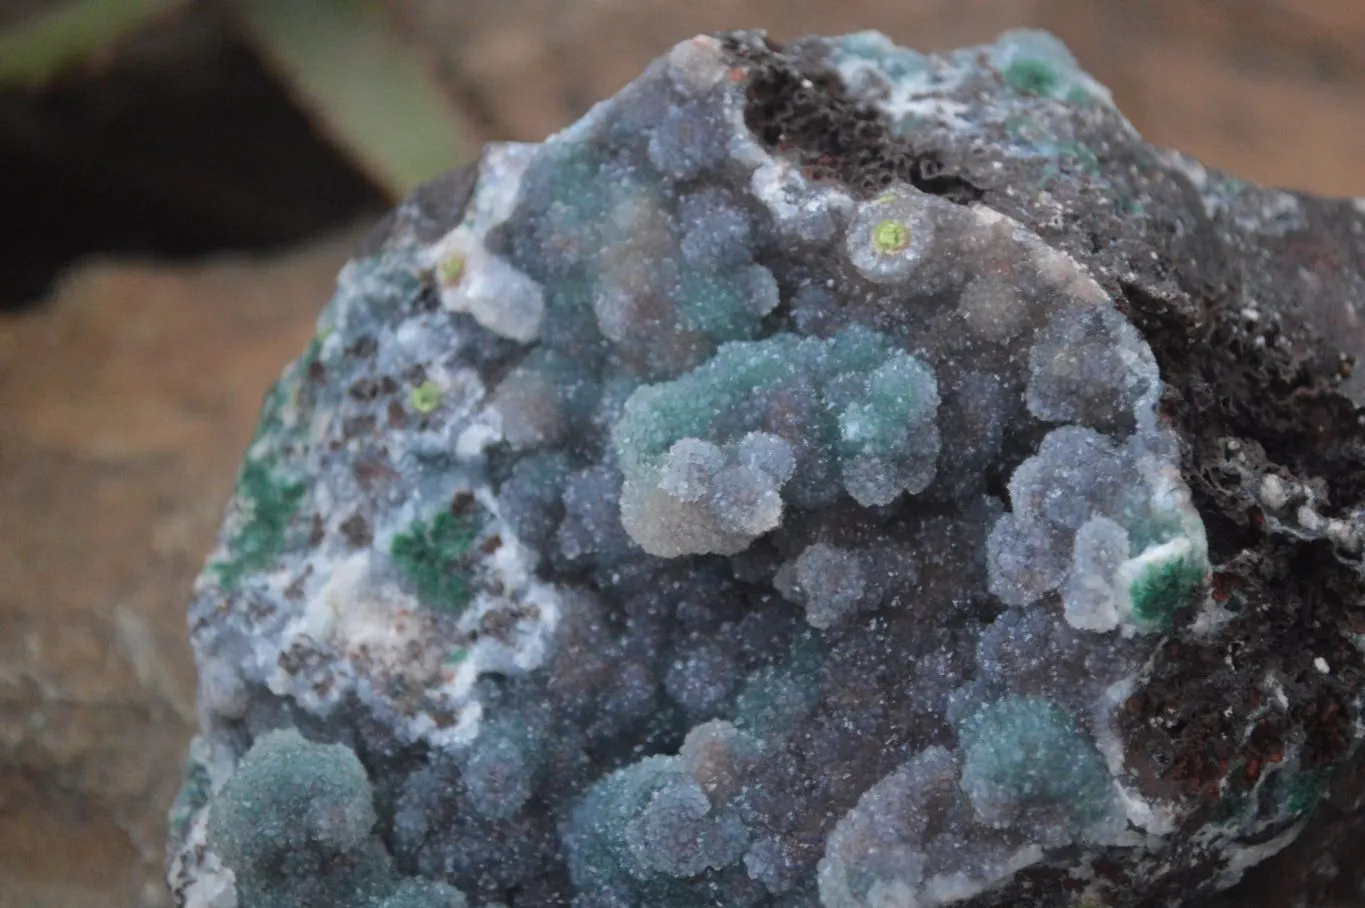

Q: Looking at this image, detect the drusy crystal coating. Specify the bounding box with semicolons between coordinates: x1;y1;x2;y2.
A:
170;29;1365;908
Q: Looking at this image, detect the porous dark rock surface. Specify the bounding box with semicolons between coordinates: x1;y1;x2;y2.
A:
167;29;1365;908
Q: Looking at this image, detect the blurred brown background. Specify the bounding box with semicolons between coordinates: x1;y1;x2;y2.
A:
0;1;1362;906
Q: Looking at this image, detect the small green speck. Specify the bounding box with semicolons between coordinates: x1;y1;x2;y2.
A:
168;758;212;843
445;648;469;665
438;252;465;286
870;219;910;254
391;509;481;613
212;459;307;589
409;380;442;414
1282;769;1330;816
1003;58;1060;97
1130;544;1206;629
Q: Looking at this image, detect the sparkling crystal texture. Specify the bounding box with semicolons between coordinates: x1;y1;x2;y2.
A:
169;29;1365;908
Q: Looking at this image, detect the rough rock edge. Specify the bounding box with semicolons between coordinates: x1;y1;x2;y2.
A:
718;28;1365;905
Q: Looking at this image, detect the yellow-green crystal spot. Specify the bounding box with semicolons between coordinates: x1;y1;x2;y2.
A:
871;219;910;254
410;380;442;414
438;252;465;286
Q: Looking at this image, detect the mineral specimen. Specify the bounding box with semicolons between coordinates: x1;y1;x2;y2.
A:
168;28;1365;908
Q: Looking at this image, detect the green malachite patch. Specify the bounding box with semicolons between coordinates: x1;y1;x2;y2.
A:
1280;768;1330;816
391;509;481;613
212;459;307;589
1129;545;1206;629
1215;765;1332;828
167;757;211;844
1003;58;1060;97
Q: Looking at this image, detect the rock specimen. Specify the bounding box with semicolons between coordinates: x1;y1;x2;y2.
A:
167;28;1365;908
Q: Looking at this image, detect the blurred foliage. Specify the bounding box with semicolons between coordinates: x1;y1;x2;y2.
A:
237;0;466;197
0;0;181;87
0;0;468;199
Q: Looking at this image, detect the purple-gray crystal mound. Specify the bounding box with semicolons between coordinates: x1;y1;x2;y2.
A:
168;28;1365;908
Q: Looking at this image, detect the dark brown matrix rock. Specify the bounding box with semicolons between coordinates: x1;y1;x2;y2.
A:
167;28;1365;908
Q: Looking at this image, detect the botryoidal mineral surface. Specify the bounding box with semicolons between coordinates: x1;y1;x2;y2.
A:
168;30;1365;908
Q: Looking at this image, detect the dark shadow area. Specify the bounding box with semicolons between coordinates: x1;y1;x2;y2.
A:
0;4;387;308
